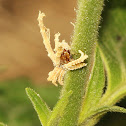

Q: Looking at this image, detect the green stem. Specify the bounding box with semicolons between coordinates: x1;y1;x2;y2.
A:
59;0;104;126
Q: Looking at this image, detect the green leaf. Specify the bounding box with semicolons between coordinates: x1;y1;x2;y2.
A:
88;106;126;120
101;85;126;106
99;105;126;114
99;8;126;90
79;47;105;124
78;1;126;125
98;7;126;105
25;88;51;126
79;1;126;125
80;106;126;126
47;90;72;126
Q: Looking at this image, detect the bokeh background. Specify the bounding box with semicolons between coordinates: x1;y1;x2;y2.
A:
0;0;126;126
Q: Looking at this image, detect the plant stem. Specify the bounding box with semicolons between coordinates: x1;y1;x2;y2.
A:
59;0;104;126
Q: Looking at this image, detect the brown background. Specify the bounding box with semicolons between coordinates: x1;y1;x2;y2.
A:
0;0;76;83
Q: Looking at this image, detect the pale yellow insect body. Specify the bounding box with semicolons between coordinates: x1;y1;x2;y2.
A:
38;11;88;86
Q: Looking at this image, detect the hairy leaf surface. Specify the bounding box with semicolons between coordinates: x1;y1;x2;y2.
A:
26;88;51;126
79;47;105;124
99;7;126;105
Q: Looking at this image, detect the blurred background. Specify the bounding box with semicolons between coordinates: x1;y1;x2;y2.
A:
0;0;126;126
0;0;76;83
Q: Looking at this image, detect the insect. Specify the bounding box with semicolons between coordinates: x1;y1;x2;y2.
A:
37;11;88;86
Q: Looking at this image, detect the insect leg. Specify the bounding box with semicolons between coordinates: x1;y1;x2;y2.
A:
58;69;66;85
37;11;56;64
64;63;87;70
47;67;61;86
63;50;88;69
